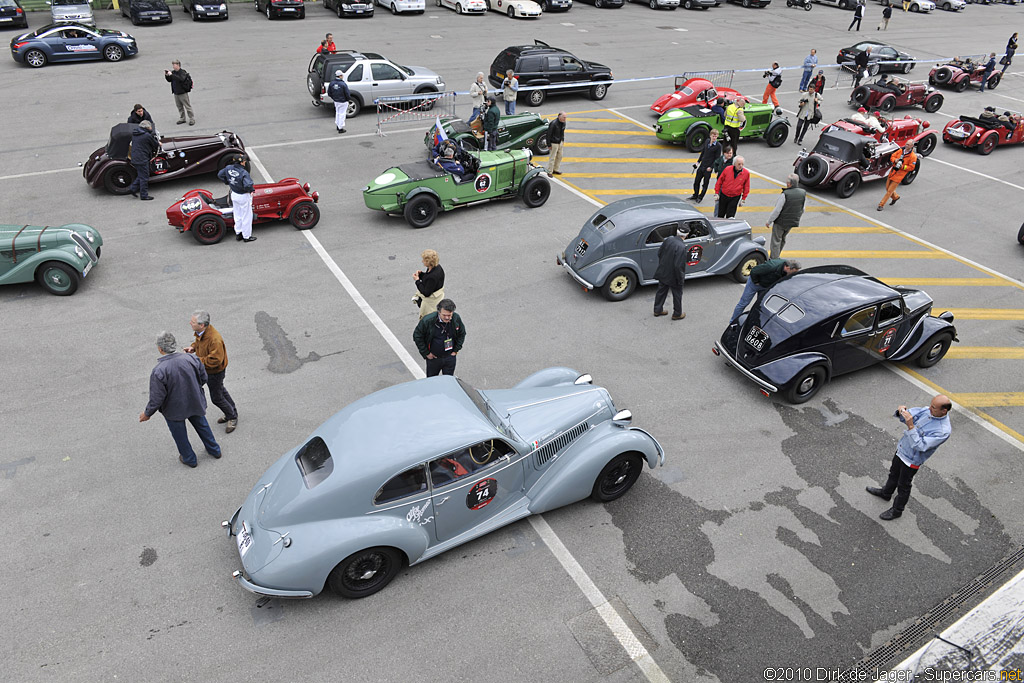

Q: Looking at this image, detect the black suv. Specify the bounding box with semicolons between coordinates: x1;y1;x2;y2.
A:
489;41;613;108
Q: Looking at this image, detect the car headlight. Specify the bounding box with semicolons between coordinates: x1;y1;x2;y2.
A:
219;2;227;6
84;231;95;243
74;246;85;259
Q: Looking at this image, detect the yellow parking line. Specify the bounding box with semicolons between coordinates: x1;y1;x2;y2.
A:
609;110;661;132
690;206;777;213
563;118;631;123
561;173;696;179
898;366;1024;445
934;308;1024;320
591;188;793;196
881;278;1009;287
752;226;890;234
558;157;697;163
572;129;656;136
783;250;950;259
945;347;1024;360
565;142;668;149
950;392;1024;407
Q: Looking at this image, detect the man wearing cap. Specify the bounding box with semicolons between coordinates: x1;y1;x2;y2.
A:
852;106;884;133
327;70;350;134
217;154;257;242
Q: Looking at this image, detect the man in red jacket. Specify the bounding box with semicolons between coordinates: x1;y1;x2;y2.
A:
714;155;750;219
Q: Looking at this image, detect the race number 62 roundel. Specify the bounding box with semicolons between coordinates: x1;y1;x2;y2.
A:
467;478;497;510
474;173;492;193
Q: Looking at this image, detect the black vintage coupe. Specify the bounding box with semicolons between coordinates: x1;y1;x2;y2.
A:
82;124;246;194
713;265;957;403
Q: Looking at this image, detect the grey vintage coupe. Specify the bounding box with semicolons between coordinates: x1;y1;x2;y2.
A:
555;196;768;301
224;368;663;599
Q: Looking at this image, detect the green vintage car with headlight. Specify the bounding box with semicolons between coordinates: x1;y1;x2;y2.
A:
422;114;552;155
654;103;790;152
363;146;551;228
0;223;103;295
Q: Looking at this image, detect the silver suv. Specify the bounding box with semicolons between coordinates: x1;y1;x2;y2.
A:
308;50;445;117
49;0;95;26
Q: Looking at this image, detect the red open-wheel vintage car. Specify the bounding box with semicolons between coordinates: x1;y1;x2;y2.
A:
166;178;320;245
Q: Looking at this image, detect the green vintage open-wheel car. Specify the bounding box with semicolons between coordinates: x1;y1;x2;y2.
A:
422;114;552;155
654;103;790;152
363;145;551;228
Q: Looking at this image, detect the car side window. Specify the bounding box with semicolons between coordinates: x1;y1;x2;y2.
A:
375;465;428;505
562;57;583;73
371;63;402;81
881;48;897;58
683;220;710;239
348;64;363;82
429;440;514;488
841;306;877;336
877;300;903;326
519;56;543;73
644;223;678;245
546;56;560;72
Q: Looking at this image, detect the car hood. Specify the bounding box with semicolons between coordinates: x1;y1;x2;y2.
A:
404;65;443;82
136;1;170;9
709;217;752;238
482;385;612;446
582;60;611;74
651;92;684;112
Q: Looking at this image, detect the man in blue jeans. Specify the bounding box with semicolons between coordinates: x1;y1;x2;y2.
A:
139;331;221;468
799;49;817;91
730;258;800;322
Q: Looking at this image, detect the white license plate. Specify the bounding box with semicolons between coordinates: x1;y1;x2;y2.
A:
0;17;12;21
82;260;93;277
744;325;769;352
236;523;253;557
283;6;296;9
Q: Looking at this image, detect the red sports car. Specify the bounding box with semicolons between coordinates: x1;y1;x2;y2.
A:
942;109;1024;155
849;76;943;114
928;61;1002;92
650;77;743;115
822;113;938;157
166;178;320;245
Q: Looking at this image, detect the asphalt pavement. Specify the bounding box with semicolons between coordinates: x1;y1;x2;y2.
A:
2;2;1024;681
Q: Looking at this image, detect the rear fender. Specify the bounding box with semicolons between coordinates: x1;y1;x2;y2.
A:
528;423;662;515
756;352;832;388
182;207;221;232
707;238;768;275
514;367;583;389
578;256;644;288
889;315;957;361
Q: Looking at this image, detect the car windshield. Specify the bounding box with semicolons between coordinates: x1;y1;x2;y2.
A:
51;0;86;5
457;377;510;438
396;64;414;77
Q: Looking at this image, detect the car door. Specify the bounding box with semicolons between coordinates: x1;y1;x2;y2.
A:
369;61;407;99
877;47;899;71
427;439;525;543
680;218;717;276
638;223;678;280
830;304;881;374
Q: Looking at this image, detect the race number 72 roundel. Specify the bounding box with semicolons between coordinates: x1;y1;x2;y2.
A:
467;478;497;510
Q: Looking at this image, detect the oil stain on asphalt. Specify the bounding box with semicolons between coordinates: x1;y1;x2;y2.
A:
255;311;345;374
604;399;1010;680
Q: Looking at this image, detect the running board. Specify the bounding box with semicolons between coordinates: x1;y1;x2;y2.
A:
416;497;533;563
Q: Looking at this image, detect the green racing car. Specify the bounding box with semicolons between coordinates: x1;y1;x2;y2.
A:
654;103;790;152
363;141;551;228
423;114;552;155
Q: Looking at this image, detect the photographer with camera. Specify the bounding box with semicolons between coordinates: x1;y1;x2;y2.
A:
164;60;195;127
877;140;917;212
762;63;783;107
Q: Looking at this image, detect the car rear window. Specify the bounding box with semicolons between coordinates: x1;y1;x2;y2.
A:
762;294;788;313
375;466;428;505
295;436;333;489
777;304;805;324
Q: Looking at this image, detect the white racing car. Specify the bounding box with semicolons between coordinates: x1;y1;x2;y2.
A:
437;0;486;12
376;0;424;11
486;0;542;14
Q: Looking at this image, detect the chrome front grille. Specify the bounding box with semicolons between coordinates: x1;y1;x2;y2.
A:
70;232;97;262
534;420;590;468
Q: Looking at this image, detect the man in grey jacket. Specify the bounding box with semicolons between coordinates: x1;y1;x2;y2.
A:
139;332;221;468
653;227;689;321
766;174;806;259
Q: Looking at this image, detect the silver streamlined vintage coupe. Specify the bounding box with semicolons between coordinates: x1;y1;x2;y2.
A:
224;368;663;599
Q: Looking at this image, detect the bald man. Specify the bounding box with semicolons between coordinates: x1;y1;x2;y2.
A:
867;394;952;520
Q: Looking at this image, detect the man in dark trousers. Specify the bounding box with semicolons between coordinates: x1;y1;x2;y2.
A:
853;47;871;88
766;174;806;259
126;120;158;201
714;155;750;219
482;98;500;151
688;128;722;203
653;227;689;321
848;0;864;31
327;69;350;134
413;299;466;377
878;4;892;30
184;310;238;434
139;332;221;468
547;111;567;176
164;59;195;126
730;259;800;322
979;53;997;92
867;394;952;520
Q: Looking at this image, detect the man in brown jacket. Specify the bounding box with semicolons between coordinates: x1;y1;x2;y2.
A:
184;310;238;433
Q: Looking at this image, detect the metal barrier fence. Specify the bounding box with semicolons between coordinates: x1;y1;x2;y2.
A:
675;70;735;91
375;91;457;137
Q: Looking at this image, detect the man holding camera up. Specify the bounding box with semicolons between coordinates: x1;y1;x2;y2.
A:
164;60;195;127
762;63;782;108
877;140;916;212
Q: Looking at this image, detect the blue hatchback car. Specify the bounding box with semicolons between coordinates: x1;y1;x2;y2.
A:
224;368;664;599
9;23;138;68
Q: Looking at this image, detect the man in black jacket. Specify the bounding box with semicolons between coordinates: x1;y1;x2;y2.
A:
848;0;864;31
688;128;722;203
482;98;500;151
730;258;801;322
164;60;195;126
128;104;155;132
127;121;159;201
547;111;567;176
653;227;689;321
413;299;466;377
853;47;871;88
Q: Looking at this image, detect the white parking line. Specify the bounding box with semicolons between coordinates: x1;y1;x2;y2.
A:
248;126;424;151
0;166;79;182
926;157;1024;192
245;148;671;683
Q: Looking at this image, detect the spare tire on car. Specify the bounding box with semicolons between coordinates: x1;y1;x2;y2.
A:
934;66;954;85
797;156;828;186
851;86;871;106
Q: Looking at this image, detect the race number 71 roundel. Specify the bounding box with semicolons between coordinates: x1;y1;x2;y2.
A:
467;478;497;510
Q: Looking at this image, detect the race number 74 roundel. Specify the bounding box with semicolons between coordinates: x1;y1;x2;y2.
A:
467;478;497;510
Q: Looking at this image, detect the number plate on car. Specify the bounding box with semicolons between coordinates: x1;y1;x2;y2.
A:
574;239;588;257
236;523;253;557
744;325;769;352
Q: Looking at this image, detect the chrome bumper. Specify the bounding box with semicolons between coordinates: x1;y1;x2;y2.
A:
233;571;313;599
713;341;778;394
557;255;594;290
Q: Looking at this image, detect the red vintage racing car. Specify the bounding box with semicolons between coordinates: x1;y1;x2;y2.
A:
942;109;1024;155
822;113;938;157
849;75;943;114
650;77;743;115
928;60;1002;92
166;178;320;245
